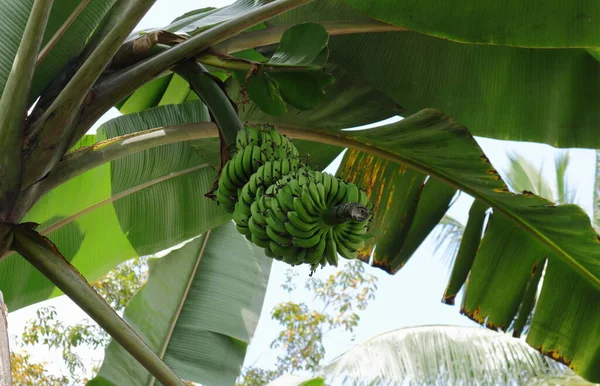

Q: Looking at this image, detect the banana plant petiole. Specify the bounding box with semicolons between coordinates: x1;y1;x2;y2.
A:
12;225;186;386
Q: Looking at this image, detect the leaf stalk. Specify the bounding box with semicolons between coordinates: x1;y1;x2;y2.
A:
174;61;242;149
71;0;316;147
23;0;157;190
12;225;186;386
0;0;54;220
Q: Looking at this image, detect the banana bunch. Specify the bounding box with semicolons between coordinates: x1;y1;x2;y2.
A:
217;125;299;212
216;125;372;272
247;169;370;270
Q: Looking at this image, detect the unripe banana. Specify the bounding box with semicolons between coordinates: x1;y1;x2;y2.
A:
292;229;323;249
306;233;327;265
332;230;359;260
265;213;288;235
217;126;373;271
292;197;316;223
266;225;293;247
287;211;318;231
344;183;360;203
324;230;338;267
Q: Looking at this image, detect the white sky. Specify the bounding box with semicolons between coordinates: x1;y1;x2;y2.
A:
6;0;598;382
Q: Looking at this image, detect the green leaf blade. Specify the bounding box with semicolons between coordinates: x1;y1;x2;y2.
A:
89;222;272;386
268;23;329;68
268;0;600;148
0;101;230;311
342;0;600;48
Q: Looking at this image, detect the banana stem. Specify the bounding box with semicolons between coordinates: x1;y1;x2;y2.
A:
324;202;369;225
174;60;242;149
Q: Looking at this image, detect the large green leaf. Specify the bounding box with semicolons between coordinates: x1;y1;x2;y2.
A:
337;149;456;272
164;0;269;36
0;101;230;311
89;221;272;386
593;151;600;229
284;109;600;289
115;67;400;169
268;23;329;68
0;0;116;100
322;326;577;385
342;0;600;48
264;0;600;148
446;149;600;381
455;212;600;381
266;108;600;379
32;0;116;100
234;22;334;113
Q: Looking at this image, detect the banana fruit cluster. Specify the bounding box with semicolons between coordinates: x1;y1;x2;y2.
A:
217;125;371;271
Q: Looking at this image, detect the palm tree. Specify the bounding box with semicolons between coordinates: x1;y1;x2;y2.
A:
269;326;593;386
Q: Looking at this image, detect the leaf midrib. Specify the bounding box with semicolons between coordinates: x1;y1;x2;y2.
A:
273;125;600;289
0;164;210;263
146;230;212;386
26;121;600;289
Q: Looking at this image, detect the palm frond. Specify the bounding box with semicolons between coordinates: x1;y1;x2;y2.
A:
431;215;465;269
322;326;580;386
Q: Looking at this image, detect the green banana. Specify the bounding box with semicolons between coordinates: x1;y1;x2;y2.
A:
308;183;326;210
248;216;268;239
276;186;296;212
264;244;279;259
236;128;248;150
292;229;323;249
332;179;347;206
217;125;373;270
333;228;364;251
337;227;367;246
344;182;360;203
251;232;270;248
233;151;248;183
284;220;323;240
250;201;267;226
266;225;292;247
287;211;318;231
306;233;327;264
236;223;251;237
246;126;261;148
269;242;298;260
242;144;255;176
267;198;287;224
292;198;316;224
333;231;359;259
325;175;337;206
324;230;338;267
359;190;369;206
300;186;319;216
216;189;236;212
265;213;288;235
218;165;238;193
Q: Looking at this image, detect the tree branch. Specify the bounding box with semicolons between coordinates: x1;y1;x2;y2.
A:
12;225;186;386
71;0;316;148
0;0;54;220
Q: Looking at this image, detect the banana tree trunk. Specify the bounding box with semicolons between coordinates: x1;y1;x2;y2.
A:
0;291;11;386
